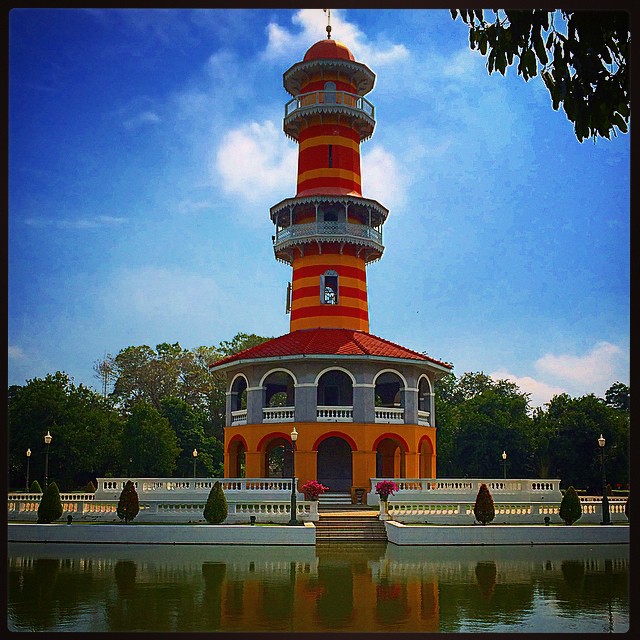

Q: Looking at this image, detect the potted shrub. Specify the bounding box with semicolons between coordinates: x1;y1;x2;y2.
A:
204;480;228;524
301;480;329;501
559;485;582;525
117;480;140;523
473;483;495;525
375;480;398;502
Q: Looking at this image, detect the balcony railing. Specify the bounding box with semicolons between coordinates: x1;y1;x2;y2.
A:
317;406;353;421
374;407;404;423
285;90;375;119
417;410;431;426
275;221;382;246
263;407;295;422
231;409;247;425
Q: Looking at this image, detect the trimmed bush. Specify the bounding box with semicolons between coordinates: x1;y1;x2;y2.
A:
559;485;582;525
83;480;97;493
30;480;42;493
37;482;63;523
204;481;228;524
624;495;629;521
473;483;495;525
117;480;140;523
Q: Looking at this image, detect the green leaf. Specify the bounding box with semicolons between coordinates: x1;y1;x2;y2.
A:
533;32;548;65
611;112;628;133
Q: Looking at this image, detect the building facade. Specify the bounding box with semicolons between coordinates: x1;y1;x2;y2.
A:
210;33;452;502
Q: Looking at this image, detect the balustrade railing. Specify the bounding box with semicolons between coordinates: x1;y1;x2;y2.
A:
374;407;404;423
285;90;375;119
263;407;295;422
231;409;247;425
275;221;382;245
417;410;430;426
316;406;353;421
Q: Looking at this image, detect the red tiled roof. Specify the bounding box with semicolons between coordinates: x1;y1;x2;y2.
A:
304;39;355;62
210;328;452;370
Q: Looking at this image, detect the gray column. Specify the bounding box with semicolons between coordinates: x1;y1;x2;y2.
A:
225;393;233;427
294;384;317;422
353;384;376;423
403;387;418;424
246;387;264;424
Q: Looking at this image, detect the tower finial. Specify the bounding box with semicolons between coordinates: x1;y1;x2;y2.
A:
323;9;332;39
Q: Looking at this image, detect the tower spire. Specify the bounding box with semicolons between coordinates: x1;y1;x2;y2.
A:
323;8;332;39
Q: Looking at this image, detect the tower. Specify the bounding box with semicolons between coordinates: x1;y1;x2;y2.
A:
272;34;387;332
210;28;452;501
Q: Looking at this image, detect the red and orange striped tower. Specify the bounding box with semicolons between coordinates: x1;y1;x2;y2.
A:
271;34;388;332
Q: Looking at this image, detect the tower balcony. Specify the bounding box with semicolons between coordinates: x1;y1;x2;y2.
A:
284;90;375;141
273;220;384;264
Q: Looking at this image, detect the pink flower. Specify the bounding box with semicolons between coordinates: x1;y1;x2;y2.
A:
375;480;398;500
301;480;329;500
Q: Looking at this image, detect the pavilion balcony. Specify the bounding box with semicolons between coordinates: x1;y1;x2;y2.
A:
316;406;353;422
263;407;296;422
374;407;405;423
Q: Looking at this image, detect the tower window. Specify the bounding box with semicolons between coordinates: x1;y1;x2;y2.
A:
321;270;339;304
324;81;336;103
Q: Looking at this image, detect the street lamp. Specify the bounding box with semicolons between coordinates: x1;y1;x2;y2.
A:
598;434;611;525
502;451;507;479
288;427;298;526
25;448;31;491
192;448;198;481
44;431;52;489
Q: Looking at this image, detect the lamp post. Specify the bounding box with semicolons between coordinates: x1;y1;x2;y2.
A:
43;431;52;489
25;448;31;491
598;434;611;525
502;451;507;479
192;448;198;481
288;427;298;525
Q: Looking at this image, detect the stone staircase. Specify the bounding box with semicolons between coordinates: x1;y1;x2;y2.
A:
315;512;388;543
318;492;354;510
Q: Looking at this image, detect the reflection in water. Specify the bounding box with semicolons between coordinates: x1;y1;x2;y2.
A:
7;542;629;633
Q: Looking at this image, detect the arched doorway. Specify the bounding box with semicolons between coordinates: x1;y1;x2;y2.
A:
317;436;353;492
228;437;246;478
263;436;293;478
374;436;406;478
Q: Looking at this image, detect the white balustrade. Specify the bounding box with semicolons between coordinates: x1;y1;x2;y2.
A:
317;406;353;421
374;407;404;423
417;410;430;426
231;409;247;425
263;407;295;422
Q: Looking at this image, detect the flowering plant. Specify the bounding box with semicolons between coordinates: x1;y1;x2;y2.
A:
375;480;398;501
301;480;329;501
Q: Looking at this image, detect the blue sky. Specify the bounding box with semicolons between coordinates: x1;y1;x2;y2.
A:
8;8;630;408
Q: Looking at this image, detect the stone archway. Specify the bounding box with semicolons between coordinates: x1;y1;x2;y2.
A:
316;436;353;492
374;435;407;478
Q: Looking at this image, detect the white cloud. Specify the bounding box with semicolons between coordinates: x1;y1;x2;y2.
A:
535;342;627;390
176;199;213;215
8;345;28;361
263;9;408;66
490;370;566;409
361;145;408;210
24;215;127;229
123;110;161;130
213;120;297;208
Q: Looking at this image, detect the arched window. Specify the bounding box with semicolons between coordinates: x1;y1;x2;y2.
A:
321;270;339;304
317;369;353;406
324;81;336;103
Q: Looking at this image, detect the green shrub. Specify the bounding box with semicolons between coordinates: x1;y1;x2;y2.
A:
83;480;97;493
473;483;495;525
37;482;63;523
30;480;42;494
624;495;629;521
559;485;582;525
204;481;228;524
116;481;140;523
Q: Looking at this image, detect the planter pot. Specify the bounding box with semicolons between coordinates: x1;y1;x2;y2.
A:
379;499;390;521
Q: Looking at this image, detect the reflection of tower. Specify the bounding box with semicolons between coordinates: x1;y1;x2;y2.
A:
272;33;386;332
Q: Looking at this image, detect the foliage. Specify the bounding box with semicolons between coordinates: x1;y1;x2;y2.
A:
30;480;42;493
117;480;140;523
301;480;329;500
203;481;228;524
37;482;63;524
83;480;97;493
375;480;398;501
559;485;582;525
624;495;629;521
473;483;495;525
451;9;630;142
7;372;124;491
604;382;630;412
121;403;181;477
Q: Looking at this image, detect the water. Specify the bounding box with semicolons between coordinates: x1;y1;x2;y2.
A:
7;542;629;633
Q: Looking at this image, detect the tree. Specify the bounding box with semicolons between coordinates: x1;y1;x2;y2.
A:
30;480;42;493
604;382;630;412
121;403;181;477
559;485;582;525
8;372;124;491
37;482;63;524
473;483;495;525
451;10;630;142
117;480;140;523
203;481;228;524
